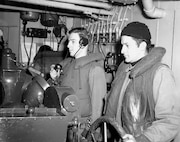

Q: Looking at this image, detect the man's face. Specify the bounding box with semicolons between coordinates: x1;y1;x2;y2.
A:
121;35;142;63
67;33;81;57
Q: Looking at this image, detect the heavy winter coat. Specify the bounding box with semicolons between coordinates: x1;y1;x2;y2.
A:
105;47;180;142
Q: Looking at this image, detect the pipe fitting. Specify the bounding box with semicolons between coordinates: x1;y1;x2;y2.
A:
142;0;166;18
144;6;166;18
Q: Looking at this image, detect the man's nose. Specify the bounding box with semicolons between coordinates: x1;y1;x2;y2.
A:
67;43;70;49
121;46;125;54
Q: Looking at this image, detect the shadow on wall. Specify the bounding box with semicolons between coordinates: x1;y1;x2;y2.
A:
33;51;65;80
114;39;124;67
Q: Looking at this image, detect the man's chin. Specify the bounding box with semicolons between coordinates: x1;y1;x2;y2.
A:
69;53;74;57
124;59;130;63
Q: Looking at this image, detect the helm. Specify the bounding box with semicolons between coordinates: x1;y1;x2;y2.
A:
22;75;49;107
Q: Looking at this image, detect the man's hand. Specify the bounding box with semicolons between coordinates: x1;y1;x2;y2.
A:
123;134;136;142
50;64;61;80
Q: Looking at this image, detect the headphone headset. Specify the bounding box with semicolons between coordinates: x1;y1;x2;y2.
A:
79;36;89;47
74;33;89;56
69;27;91;47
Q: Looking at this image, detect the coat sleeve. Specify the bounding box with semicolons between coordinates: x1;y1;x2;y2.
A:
89;66;107;122
143;65;180;142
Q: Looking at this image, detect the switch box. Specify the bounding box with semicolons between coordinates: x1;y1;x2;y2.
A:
26;28;48;38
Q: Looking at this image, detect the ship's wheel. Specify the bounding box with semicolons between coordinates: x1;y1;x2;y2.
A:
84;116;126;142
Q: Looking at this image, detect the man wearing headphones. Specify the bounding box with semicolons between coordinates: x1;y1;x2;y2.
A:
49;27;107;122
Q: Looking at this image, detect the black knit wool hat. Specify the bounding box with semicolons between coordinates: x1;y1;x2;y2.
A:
121;21;151;41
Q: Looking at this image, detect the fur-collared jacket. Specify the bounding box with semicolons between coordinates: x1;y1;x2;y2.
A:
105;47;180;142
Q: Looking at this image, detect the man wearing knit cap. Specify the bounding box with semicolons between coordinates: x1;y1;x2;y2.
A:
104;21;180;142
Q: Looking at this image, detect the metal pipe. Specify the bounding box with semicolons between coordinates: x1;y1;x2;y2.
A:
8;0;113;15
0;4;84;17
142;0;166;18
50;0;112;10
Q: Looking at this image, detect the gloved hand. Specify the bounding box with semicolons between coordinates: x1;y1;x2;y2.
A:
123;134;151;142
50;64;61;80
123;134;136;142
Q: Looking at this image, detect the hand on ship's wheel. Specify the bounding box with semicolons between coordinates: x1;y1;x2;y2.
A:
84;116;126;142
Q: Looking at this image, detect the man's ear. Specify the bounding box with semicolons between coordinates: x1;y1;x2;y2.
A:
139;41;147;51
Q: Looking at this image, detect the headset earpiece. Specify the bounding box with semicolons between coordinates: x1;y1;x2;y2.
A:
79;36;88;47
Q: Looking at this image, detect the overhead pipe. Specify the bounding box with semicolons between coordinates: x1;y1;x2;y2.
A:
51;0;112;10
0;4;85;17
142;0;166;18
8;0;113;15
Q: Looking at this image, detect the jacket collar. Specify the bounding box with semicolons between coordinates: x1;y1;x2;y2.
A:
74;53;104;69
129;47;166;79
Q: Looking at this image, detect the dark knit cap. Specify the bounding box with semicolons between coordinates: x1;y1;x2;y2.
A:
121;21;151;41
